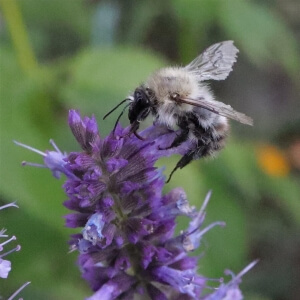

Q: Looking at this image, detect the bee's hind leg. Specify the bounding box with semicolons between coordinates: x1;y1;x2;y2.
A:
159;116;191;150
166;150;195;183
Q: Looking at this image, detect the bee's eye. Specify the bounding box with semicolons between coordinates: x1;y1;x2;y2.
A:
134;89;150;107
135;92;142;101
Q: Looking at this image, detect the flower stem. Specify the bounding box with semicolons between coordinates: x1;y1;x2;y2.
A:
0;0;38;76
8;281;31;300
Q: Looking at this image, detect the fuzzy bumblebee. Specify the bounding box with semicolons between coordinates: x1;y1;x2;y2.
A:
104;41;253;182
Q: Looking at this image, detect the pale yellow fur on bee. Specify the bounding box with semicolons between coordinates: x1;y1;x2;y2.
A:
144;67;220;129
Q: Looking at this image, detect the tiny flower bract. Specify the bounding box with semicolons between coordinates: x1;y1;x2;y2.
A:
0;203;30;299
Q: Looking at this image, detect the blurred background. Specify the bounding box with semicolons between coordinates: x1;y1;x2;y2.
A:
0;0;299;299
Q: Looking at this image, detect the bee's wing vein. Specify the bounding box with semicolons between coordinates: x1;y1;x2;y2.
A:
185;41;239;81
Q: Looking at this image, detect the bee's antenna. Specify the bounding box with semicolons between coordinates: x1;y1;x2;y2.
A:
103;98;131;120
112;103;131;135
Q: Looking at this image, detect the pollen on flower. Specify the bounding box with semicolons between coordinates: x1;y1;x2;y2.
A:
82;213;105;245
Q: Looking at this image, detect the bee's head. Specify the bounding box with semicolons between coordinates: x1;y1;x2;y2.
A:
128;88;151;124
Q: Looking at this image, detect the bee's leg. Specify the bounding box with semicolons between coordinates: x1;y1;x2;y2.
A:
166;150;195;183
159;116;190;150
133;130;145;140
158;127;189;150
132;108;151;140
121;121;140;139
122;108;150;140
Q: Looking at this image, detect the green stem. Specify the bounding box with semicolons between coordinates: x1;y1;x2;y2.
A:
0;0;38;75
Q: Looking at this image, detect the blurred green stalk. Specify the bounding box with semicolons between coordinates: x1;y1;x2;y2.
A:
0;0;38;75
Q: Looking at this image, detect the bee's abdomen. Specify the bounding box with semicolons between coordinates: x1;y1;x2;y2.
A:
191;116;229;158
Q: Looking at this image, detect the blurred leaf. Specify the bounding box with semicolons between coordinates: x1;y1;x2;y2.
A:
218;140;261;201
173;0;220;62
18;0;92;60
243;294;272;300
199;160;248;277
91;1;121;46
0;206;88;299
259;174;300;225
0;46;67;232
60;46;165;135
199;187;247;279
219;0;300;78
0;46;89;299
159;155;247;277
124;1;161;44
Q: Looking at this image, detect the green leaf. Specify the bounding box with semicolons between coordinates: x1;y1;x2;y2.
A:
217;140;261;201
158;156;247;277
0;46;89;298
18;0;91;60
199;161;247;277
0;206;88;299
219;0;300;78
258;173;300;225
124;1;161;44
0;46;67;233
60;46;165;136
172;0;220;62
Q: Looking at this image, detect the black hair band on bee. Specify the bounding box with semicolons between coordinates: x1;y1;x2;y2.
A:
103;98;131;120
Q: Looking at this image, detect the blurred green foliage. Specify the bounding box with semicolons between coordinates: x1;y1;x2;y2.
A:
0;0;299;299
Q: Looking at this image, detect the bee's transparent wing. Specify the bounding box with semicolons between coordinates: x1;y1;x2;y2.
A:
177;97;253;126
184;41;239;81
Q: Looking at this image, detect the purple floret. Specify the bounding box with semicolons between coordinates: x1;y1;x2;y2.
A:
0;203;30;299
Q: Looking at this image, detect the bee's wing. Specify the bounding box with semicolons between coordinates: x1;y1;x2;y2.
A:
177;97;253;126
184;41;239;81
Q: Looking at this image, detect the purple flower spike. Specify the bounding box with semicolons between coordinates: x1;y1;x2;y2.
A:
17;110;256;299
